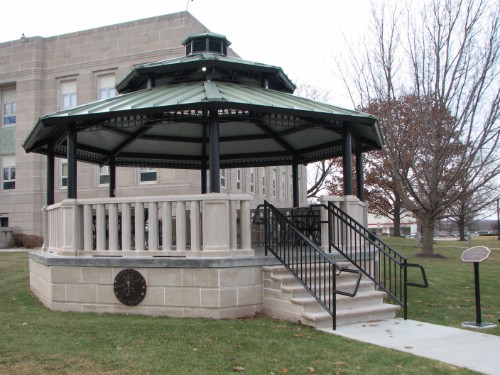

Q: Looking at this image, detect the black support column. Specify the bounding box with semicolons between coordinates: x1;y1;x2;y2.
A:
201;168;207;194
292;160;300;207
47;150;55;206
201;111;208;194
356;147;365;201
109;155;116;198
342;123;353;196
67;126;77;199
208;110;220;193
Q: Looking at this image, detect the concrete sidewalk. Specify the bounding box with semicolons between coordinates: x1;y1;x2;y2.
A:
320;319;500;375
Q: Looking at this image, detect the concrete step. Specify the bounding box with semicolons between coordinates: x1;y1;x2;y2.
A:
292;290;387;312
262;262;358;274
264;280;376;305
264;265;361;286
262;261;400;329
302;303;400;328
281;279;375;298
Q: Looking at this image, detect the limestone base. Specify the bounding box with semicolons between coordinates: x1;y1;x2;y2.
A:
29;251;277;319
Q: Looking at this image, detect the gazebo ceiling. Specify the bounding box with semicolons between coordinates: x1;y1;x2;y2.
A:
22;33;383;170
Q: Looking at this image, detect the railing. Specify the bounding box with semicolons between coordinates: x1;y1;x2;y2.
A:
322;202;428;319
258;201;362;330
43;194;253;257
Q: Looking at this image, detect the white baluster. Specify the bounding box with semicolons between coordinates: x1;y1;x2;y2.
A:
49;209;54;249
121;203;131;250
109;203;119;250
229;200;237;250
148;202;158;250
83;204;93;250
96;204;106;250
320;205;329;251
51;209;55;249
176;201;186;251
42;207;48;252
162;202;172;250
47;208;52;250
240;200;251;251
190;200;200;251
135;202;145;251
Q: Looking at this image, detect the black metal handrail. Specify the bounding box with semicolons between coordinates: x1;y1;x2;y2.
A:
318;202;428;320
261;201;362;330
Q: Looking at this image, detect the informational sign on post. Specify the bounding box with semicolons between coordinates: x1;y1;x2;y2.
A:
460;246;496;329
461;246;490;263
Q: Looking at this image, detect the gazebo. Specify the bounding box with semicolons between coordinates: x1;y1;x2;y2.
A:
24;33;401;326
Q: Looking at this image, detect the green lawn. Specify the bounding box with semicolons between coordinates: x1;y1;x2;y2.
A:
1;240;498;374
384;236;500;336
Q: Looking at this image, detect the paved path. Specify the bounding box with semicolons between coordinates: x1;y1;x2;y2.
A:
320;319;500;374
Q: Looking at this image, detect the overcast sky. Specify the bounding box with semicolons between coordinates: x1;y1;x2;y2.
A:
2;0;372;108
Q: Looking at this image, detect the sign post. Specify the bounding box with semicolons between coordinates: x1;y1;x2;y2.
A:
460;246;496;329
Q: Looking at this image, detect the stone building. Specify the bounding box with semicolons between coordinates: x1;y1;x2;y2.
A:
0;11;306;236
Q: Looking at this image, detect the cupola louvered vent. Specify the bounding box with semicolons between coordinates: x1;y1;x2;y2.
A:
182;33;231;56
192;39;207;52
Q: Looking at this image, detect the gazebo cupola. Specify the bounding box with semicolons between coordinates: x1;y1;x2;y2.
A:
115;32;296;94
183;32;231;56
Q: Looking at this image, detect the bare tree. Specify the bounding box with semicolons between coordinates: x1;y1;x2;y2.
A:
294;83;337;200
294;83;330;103
333;0;500;256
444;182;499;240
307;160;335;200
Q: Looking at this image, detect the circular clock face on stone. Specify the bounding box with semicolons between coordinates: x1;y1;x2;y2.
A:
113;269;147;306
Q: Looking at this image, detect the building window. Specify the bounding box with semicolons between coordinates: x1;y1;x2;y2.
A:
1;88;16;126
139;168;157;183
261;168;266;195
98;74;116;100
236;168;242;190
2;156;15;190
98;166;110;185
60;159;68;188
0;215;8;227
272;168;277;197
249;168;255;193
220;169;227;188
60;79;77;109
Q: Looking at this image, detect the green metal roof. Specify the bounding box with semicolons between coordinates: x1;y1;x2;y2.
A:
116;52;296;93
23;81;383;169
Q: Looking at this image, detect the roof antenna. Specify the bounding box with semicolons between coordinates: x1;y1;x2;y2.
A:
186;0;193;11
